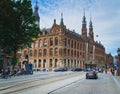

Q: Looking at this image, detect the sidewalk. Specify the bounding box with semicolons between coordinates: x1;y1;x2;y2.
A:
115;76;120;85
112;75;120;89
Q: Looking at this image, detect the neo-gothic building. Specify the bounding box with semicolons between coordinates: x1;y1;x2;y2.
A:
21;3;106;70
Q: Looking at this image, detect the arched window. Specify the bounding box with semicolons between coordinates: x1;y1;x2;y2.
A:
71;50;73;57
50;38;53;46
68;59;70;68
30;50;32;57
64;38;67;46
38;59;41;68
77;42;79;49
64;48;66;56
50;59;52;68
68;39;70;47
24;50;27;57
71;60;73;68
64;59;66;67
39;49;42;57
55;59;57;68
31;43;34;48
55;48;58;56
34;59;37;68
77;51;79;58
74;41;76;49
50;48;53;56
80;43;82;50
44;49;47;56
39;39;42;47
44;39;47;47
74;60;76;68
77;60;79;68
34;50;37;57
68;49;70;56
43;59;46;68
71;40;73;48
55;37;58;45
35;40;38;48
74;51;76;57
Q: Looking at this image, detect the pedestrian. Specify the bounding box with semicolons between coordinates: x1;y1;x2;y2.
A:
114;67;117;76
112;69;114;76
105;69;107;74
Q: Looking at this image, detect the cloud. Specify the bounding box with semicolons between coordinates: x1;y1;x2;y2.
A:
32;0;120;56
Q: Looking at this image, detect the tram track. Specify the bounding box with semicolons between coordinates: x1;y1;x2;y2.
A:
0;72;84;94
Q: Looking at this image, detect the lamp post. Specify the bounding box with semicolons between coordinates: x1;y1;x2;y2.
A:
117;48;120;76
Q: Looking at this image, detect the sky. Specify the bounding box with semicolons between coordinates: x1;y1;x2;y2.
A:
31;0;120;56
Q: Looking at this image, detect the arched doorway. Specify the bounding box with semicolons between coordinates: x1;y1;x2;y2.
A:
43;59;46;68
54;59;57;68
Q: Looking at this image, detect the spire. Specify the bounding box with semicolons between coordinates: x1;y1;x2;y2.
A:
33;0;40;26
60;12;64;25
89;14;93;28
82;9;86;24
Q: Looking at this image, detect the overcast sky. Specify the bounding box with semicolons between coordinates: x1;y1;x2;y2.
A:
31;0;120;56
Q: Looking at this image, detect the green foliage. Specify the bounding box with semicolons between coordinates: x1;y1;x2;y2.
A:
0;0;40;68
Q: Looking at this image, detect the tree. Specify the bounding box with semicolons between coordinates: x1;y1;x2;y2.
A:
0;0;40;69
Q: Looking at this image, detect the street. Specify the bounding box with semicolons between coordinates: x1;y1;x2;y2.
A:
0;72;120;94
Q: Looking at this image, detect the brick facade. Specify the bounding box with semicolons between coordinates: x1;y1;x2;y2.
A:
21;13;109;70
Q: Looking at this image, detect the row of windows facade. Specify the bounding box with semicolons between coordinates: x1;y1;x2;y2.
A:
32;37;85;50
23;48;85;58
33;59;84;69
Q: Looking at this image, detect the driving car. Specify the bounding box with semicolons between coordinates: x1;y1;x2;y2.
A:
86;70;98;79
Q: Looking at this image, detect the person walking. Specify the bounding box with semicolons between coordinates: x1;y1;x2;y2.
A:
114;67;117;76
105;69;107;74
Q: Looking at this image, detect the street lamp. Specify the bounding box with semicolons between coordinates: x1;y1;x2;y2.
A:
117;48;120;75
117;48;120;56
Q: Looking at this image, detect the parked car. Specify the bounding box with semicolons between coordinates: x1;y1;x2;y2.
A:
86;70;98;79
54;68;67;72
71;68;82;71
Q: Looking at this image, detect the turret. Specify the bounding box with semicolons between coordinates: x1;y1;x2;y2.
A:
33;0;40;26
60;12;64;25
89;15;94;42
81;10;87;38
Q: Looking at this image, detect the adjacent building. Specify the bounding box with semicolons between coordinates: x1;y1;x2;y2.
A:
105;53;113;68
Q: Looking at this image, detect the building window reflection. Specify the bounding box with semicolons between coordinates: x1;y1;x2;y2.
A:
50;48;53;56
43;59;46;68
44;39;47;47
55;48;58;56
30;50;32;57
40;39;42;47
55;59;57;68
39;49;42;57
34;50;37;57
64;38;67;46
55;37;58;45
44;49;47;57
38;59;41;68
50;38;53;46
50;59;52;68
